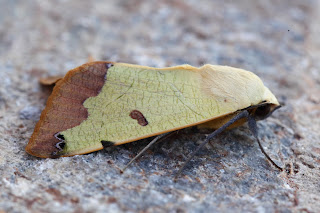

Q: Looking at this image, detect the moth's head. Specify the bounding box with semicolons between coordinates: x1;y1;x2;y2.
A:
252;84;280;120
252;103;281;121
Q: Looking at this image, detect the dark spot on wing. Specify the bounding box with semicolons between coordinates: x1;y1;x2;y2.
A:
105;63;114;69
101;140;115;148
130;110;148;126
55;133;65;141
56;142;65;150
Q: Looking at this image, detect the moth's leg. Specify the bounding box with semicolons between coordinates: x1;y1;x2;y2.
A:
209;141;215;150
121;132;172;172
175;110;250;178
175;110;283;178
247;115;283;171
157;131;181;155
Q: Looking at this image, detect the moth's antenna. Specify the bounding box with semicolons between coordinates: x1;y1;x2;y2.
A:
175;110;250;179
121;132;172;172
247;115;283;171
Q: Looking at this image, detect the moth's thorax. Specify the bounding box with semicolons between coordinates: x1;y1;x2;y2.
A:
200;64;279;107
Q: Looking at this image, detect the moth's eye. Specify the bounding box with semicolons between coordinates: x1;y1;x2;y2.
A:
255;104;271;120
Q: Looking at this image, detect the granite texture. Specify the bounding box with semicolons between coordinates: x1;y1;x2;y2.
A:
0;0;319;212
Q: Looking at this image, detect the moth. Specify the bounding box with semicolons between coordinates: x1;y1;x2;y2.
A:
26;62;282;175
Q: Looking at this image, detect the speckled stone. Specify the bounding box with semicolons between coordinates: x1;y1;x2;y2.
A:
0;0;319;212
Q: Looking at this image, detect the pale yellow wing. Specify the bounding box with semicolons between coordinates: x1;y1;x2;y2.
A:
60;63;278;156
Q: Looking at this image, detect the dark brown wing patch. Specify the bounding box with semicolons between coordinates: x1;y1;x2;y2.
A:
26;62;113;158
130;110;148;126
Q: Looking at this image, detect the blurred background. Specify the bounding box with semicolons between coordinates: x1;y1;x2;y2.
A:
0;0;319;212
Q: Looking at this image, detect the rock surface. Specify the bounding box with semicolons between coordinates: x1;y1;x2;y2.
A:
0;0;319;212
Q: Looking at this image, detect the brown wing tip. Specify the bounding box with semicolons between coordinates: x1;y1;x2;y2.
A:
25;142;60;158
26;61;114;158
